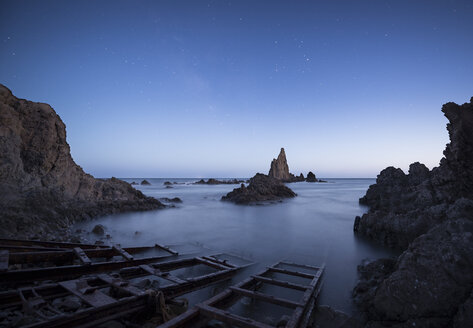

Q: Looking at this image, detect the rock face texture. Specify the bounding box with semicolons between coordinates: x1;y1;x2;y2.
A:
353;97;473;327
0;84;163;239
221;173;296;204
268;148;304;182
306;171;317;182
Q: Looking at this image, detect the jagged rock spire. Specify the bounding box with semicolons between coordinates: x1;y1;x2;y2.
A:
268;148;291;180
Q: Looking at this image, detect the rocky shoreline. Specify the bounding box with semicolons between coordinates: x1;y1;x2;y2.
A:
0;84;164;240
352;97;473;327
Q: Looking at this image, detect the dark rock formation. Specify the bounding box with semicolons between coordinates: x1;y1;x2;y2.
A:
353;97;473;327
140;179;151;185
268;148;304;182
92;224;105;236
221;173;296;204
269;148;291;180
306;171;317;182
159;197;182;203
163;181;172;185
194;178;245;185
0;84;163;239
130;182;138;185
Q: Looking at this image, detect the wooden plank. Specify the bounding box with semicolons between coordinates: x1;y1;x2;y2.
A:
196;257;230;271
286;266;324;328
97;274;144;297
139;264;187;284
0;250;9;272
202;256;236;268
73;247;91;265
113;245;134;261
0;253;175;283
198;304;273;328
59;279;116;307
0;238;108;249
155;243;178;255
229;286;303;309
268;267;315;279
279;261;321;271
251;275;309;291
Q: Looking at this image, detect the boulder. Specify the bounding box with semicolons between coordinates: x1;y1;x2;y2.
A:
0;84;163;239
92;224;105;235
140;180;151;185
221;173;296;204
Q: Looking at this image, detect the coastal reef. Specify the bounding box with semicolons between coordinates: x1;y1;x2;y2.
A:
0;84;163;239
353;97;473;327
222;173;296;204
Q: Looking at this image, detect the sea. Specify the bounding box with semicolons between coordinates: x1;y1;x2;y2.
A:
75;178;397;318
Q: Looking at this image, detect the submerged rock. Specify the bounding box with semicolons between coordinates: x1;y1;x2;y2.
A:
353;97;473;327
140;180;151;185
159;197;182;203
221;173;296;204
0;84;164;239
92;224;105;236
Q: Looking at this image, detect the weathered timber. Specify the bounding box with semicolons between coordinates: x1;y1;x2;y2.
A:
0;250;9;272
112;244;134;261
1;255;252;328
0;238;109;249
73;247;91;265
157;261;324;328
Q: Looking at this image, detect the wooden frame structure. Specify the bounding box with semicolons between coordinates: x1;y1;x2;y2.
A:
158;261;324;328
0;239;181;284
0;255;253;328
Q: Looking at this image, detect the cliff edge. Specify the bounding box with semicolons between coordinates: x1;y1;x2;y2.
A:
0;84;163;239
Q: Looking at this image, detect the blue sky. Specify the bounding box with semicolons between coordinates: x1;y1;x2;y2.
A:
1;0;472;178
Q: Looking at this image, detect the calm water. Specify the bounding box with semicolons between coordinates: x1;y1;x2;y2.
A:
76;178;396;314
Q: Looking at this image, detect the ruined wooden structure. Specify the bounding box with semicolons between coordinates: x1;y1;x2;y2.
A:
0;239;181;284
158;261;324;328
0;249;252;328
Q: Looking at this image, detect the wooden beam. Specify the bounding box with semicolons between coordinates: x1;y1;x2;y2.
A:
229;286;303;309
279;261;321;271
139;264;187;284
59;279;116;307
201;256;236;268
0;250;9;272
196;257;230;271
154;243;178;255
251;275;309;291
268;267;315;279
73;248;91;265
197;304;273;328
112;245;134;261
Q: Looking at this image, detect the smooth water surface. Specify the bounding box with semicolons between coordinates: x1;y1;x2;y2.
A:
77;178;397;314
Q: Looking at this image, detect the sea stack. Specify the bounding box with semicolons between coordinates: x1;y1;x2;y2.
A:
0;84;163;239
269;148;292;180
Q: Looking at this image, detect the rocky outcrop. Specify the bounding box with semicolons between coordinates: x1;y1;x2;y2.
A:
221;173;296;204
353;97;473;327
194;178;245;185
268;148;304;182
306;171;317;182
0;84;163;239
141;179;151;185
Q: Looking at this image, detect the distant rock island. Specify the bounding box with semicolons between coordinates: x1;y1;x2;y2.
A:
194;178;246;185
222;173;296;204
353;97;473;327
0;84;163;239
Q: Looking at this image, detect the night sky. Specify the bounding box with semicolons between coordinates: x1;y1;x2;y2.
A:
1;1;473;178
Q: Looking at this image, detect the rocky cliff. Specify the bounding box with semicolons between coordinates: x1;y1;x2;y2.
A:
0;84;163;239
268;148;305;182
353;97;473;327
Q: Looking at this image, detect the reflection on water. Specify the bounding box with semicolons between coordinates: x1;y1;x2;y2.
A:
76;178;397;314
